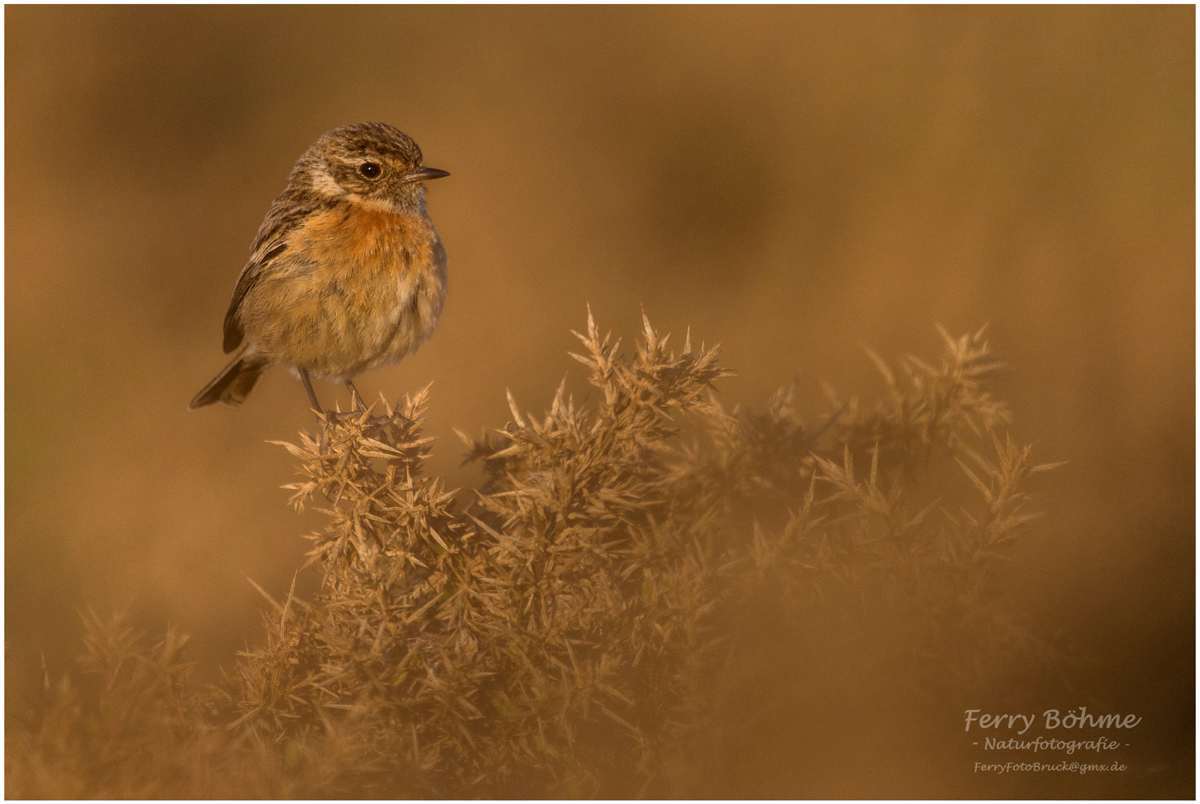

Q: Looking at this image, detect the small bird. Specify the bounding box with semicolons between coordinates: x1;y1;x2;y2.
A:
189;122;450;413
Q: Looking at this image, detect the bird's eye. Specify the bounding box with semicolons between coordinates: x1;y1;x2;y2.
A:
359;162;382;179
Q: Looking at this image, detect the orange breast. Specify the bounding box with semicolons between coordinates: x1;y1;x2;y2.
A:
302;204;405;271
239;199;447;378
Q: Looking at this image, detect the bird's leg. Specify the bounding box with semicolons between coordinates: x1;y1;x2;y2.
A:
306;374;382;456
345;380;367;411
300;368;338;454
299;368;323;414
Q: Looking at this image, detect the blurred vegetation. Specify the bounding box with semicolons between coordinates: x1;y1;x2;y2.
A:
6;314;1061;798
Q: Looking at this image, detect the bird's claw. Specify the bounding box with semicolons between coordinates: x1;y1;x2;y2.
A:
314;406;390;455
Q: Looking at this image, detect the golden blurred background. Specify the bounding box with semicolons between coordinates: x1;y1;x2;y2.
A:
6;5;1194;796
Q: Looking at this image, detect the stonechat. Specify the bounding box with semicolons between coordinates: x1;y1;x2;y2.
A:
189;122;450;412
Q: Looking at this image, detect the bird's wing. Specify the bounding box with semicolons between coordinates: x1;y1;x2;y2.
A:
221;190;322;353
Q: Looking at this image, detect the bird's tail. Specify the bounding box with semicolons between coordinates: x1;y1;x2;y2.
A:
189;352;268;409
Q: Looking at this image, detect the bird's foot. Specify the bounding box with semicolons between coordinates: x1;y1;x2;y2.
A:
314;405;391;455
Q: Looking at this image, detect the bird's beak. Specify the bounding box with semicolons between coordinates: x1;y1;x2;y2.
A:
399;166;451;184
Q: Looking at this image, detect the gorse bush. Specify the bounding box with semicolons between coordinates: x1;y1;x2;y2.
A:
6;312;1059;798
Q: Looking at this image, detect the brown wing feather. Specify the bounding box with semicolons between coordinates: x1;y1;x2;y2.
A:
222;242;287;352
220;185;322;353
